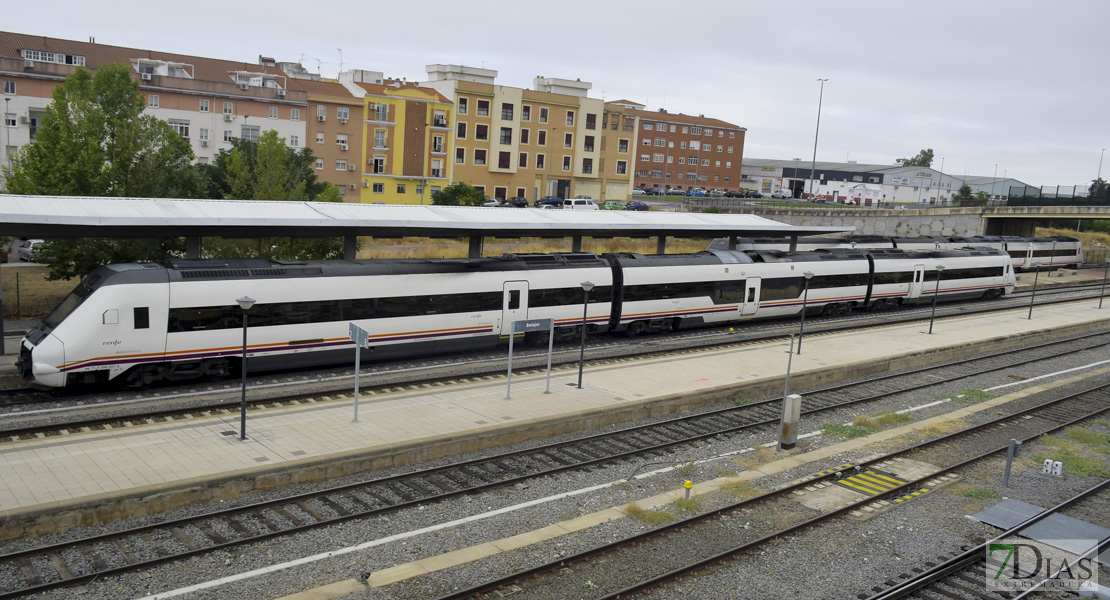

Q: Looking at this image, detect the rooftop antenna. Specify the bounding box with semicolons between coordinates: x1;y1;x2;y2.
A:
337;48;343;74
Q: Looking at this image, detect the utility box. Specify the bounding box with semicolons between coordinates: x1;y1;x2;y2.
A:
779;394;802;450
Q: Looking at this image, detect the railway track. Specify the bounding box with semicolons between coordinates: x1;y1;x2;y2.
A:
864;480;1110;600
426;383;1110;600
0;278;1105;408
0;332;1105;597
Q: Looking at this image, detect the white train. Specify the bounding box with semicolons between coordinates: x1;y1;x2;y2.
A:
18;247;1015;389
708;235;1083;271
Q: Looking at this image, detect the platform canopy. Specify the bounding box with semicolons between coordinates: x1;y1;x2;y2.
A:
0;195;852;240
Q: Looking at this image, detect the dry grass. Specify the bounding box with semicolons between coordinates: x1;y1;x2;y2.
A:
1036;227;1110;248
622;502;676;526
719;479;760;499
1;265;77;319
731;445;776;470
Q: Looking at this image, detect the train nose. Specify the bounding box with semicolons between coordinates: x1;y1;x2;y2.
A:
26;335;66;389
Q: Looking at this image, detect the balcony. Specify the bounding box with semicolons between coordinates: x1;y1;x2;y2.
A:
432;117;448;128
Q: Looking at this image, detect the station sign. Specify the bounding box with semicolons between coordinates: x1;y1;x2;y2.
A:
513;318;554;333
349;323;371;348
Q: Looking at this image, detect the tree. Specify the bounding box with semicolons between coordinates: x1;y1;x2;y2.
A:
1089;178;1109;201
3;63;193;197
431;182;486;206
3;63;194;279
895;149;935;168
955;184;973;201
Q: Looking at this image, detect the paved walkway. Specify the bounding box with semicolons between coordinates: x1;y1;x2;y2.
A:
2;297;1109;521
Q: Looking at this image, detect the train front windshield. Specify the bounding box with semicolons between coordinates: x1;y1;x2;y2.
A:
25;283;92;345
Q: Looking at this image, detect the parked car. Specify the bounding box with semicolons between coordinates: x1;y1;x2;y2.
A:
666;188;685;195
706;189;725;197
644;188;666;196
771;190;793;199
686;188;706;197
572;194;595;201
600;201;627;210
563;197;599;210
724;190;746;198
18;239;43;262
500;197;529;208
482;197;500;207
631;188;647;196
743;190;764;199
534;196;563;208
625;200;650;211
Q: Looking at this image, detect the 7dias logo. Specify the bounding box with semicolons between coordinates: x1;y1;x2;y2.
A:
987;540;1098;592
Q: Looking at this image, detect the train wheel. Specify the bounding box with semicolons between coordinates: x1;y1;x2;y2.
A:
627;321;648;337
124;365;158;389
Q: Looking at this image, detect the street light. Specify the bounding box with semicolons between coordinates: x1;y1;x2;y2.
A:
577;281;595;389
1100;257;1109;309
1098;149;1106;194
236;296;256;441
797;271;814;354
928;265;945;334
793;158;801;198
808;79;828;196
1027;263;1042;320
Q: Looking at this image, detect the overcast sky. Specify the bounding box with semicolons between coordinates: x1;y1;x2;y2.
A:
9;0;1109;189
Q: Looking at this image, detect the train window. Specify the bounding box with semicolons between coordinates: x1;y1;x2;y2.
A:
746;287;756;303
102;309;119;325
507;290;520;310
715;280;746;303
134;307;149;329
759;278;803;301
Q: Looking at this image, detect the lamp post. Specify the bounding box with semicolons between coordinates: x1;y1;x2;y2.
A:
991;164;998;200
1099;257;1109;309
793;157;801;198
419;123;428;205
928;265;945;334
1027;263;1042;320
808;79;828;196
797;271;814;354
236;296;256;441
1098;149;1106;196
577;281;594;389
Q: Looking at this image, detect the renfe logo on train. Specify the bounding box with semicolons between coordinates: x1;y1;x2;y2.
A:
986;539;1098;592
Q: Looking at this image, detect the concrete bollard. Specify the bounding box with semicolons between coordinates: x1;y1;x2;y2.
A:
779;394;802;450
684;480;693;500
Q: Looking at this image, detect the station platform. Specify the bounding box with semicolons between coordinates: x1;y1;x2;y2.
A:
1;294;1110;539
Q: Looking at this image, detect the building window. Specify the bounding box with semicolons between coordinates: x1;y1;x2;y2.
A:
727;146;734;153
655;138;665;147
336;133;349;146
198;99;209;112
585;113;596;130
476;100;490;116
690;141;700;151
316;132;325;144
726;161;732;168
148;94;159;108
374;129;387;148
718;130;724;137
565;110;575;126
315;158;323;169
168;119;189;138
690;126;702;135
522;105;531;121
715;160;721;167
538;130;547;145
316;105;326;121
679;157;686;165
564;133;572;148
501;103;514;120
291;108;300;121
584;135;594;152
616;160;627;175
457;122;467;139
457;97;468;114
644;123;654;131
562;155;571;171
725;176;731;183
519;152;528;168
336;159;348;171
717;145;723;152
702;158;710;167
6;112;18;127
539;107;548;123
641;154;650;162
474;149;487;165
198;128;209;142
375;103;389;121
241;125;260;142
500;127;512;144
2;81;16;95
642;138;652;146
667;156;673;163
372;157;385;174
653;153;664;163
498;151;511;169
432;135;444;153
651;169;663;178
705;129;713;136
679;142;687;149
582;158;593;174
618;139;629;153
729;131;735;138
337;107;350;121
476;124;489;141
536;154;545;169
455;147;465;163
290;135;299;147
373;183;384;193
433;109;447;127
520;129;529;144
223;130;233;142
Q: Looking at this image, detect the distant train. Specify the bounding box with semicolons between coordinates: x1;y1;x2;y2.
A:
708;235;1083;271
18;247;1016;389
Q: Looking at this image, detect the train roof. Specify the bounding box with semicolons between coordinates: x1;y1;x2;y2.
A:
747;249;869;263
602;250;754;268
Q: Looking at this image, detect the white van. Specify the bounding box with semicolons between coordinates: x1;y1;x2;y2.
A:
563;197;599;210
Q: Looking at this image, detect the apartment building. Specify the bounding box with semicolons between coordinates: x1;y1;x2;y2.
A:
282;62;364;199
420;65;611;202
342;71;453;204
0;31;310;192
608;101;747;193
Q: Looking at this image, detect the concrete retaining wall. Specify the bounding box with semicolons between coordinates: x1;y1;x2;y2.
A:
690;206;987;238
2;318;1107;541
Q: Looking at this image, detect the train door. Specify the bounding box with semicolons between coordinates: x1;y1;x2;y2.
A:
740;278;761;315
908;265;926;299
500;281;529;337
